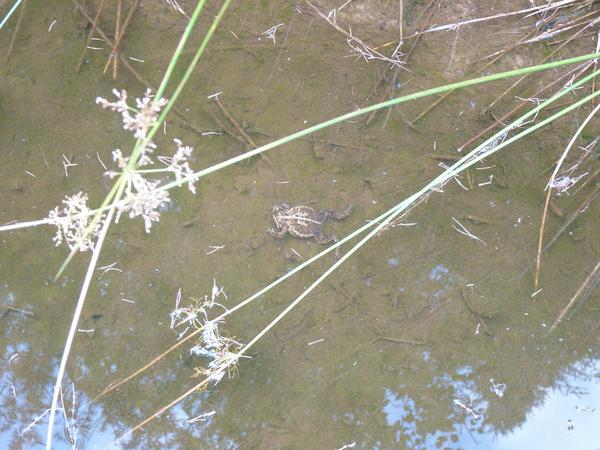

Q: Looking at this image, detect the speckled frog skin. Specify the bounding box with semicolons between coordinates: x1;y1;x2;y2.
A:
268;203;353;244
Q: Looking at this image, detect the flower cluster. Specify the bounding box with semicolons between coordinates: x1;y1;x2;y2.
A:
98;88;199;232
170;281;245;385
119;172;171;233
47;89;199;252
158;139;200;193
48;192;104;252
96;88;167;142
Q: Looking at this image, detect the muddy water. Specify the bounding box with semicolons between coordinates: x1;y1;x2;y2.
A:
1;1;599;449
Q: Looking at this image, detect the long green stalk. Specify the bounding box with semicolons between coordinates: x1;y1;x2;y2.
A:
128;0;232;167
158;52;600;192
2;54;598;240
154;0;208;101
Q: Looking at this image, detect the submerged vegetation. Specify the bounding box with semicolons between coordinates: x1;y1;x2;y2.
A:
1;0;600;448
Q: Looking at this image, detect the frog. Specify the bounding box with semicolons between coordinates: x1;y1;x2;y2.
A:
268;203;353;244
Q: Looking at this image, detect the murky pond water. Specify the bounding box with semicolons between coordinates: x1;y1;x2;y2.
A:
1;1;599;449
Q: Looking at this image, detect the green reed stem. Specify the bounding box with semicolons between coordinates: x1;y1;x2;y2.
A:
154;0;208;101
128;0;232;167
158;51;600;192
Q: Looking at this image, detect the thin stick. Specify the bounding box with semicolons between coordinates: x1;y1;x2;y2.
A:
74;0;208;137
304;0;404;68
534;100;600;288
75;0;106;73
115;377;211;443
213;97;279;173
103;0;140;76
402;0;580;40
474;28;538;65
0;305;33;317
543;182;600;253
113;0;122;79
365;0;437;126
214;98;257;147
592;30;600;108
370;335;429;346
411;90;452;125
485;16;600;113
398;0;403;42
4;0;27;64
549;261;600;332
93;326;201;400
457;61;591;152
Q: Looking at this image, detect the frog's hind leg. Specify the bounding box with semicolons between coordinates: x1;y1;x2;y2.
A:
326;205;353;220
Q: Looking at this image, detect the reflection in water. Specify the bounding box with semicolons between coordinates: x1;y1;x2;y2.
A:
382;389;422;447
380;359;600;450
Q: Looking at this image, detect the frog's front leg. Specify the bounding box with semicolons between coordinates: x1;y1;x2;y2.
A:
268;226;288;239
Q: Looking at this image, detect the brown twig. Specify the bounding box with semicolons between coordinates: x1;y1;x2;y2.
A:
214;98;257;147
113;0;122;79
593;30;600;108
365;0;438;126
4;0;28;65
534;186;554;289
411;90;452;125
370;334;429;346
457;61;591;152
574;166;600;193
1;305;34;318
549;260;600;332
74;0;208;136
304;0;405;68
460;286;493;336
484;15;600;114
94;327;202;400
401;0;584;41
542;181;600;254
416;23;536;128
534;99;600;289
75;0;106;73
427;154;461;162
213;97;280;173
116;378;210;443
103;0;140;77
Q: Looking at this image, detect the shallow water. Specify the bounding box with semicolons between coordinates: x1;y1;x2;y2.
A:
1;1;599;449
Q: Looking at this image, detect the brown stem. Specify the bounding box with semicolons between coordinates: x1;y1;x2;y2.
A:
75;0;106;73
103;0;140;76
549;261;600;332
457;61;591;152
213;97;280;173
73;0;208;136
94;327;202;401
4;0;29;65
